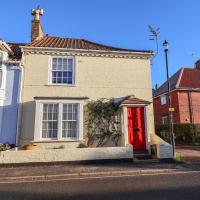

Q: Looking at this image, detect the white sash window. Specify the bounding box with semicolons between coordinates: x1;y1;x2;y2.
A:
49;57;75;85
34;99;83;141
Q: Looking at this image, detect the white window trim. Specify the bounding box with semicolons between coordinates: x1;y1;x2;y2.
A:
34;99;84;142
48;56;76;86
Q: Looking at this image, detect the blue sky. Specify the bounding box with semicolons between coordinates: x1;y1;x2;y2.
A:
1;0;200;87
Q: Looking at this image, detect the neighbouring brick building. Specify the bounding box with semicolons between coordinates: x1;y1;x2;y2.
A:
153;61;200;125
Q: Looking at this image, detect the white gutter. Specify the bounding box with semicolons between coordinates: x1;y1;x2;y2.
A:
21;46;154;58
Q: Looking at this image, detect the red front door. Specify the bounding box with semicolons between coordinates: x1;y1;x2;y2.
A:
128;107;146;150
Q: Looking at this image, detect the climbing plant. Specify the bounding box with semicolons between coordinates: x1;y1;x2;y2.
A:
85;98;122;147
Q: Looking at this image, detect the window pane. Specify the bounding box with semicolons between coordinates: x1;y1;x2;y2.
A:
57;58;62;70
67;78;72;84
42;104;58;139
68;59;73;71
52;58;57;70
73;104;78;120
62;121;77;138
67;71;72;78
63;58;68;70
62;104;78;139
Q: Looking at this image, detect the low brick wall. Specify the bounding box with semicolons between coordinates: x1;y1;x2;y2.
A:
0;145;133;164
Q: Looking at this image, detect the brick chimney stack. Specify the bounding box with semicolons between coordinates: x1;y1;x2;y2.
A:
31;7;44;41
195;59;200;70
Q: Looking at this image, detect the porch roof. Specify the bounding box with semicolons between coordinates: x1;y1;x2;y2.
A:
120;95;151;105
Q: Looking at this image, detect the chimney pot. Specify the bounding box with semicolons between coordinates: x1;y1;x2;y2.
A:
31;7;44;41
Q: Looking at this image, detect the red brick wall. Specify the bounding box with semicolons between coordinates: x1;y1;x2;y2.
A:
191;92;200;123
153;91;180;125
177;92;191;123
154;90;200;124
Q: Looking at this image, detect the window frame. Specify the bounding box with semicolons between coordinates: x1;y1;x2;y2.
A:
161;115;168;125
41;103;59;140
161;95;167;105
34;99;84;142
48;56;76;86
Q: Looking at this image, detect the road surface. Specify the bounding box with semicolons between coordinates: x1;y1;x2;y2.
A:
0;171;200;200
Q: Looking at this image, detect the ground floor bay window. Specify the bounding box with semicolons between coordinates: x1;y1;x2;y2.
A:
34;98;85;141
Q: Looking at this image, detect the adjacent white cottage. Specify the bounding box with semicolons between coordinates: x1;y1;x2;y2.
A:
0;40;22;145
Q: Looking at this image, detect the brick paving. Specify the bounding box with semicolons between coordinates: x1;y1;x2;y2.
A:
176;145;200;163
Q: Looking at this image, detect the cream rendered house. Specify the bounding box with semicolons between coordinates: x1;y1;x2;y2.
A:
18;8;155;155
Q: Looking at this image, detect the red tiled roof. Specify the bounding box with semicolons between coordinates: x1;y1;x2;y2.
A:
7;42;26;61
26;35;152;53
154;67;200;97
179;68;200;88
121;95;151;105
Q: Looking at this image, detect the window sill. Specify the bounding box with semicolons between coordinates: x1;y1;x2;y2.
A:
45;84;76;87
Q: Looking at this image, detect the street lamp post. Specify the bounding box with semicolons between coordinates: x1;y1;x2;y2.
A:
163;40;175;157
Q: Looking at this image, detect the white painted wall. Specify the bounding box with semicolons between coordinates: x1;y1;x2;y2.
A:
0;145;133;164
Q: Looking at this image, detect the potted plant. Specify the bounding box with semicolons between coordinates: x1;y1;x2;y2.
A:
23;144;38;150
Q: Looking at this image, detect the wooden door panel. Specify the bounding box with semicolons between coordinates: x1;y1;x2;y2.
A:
128;107;146;150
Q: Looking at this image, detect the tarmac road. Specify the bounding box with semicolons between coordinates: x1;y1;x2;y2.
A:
0;170;200;200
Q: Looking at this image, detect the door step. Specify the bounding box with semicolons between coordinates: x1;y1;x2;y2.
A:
134;150;152;160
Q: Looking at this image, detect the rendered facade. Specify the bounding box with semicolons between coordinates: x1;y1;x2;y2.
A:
0;8;156;155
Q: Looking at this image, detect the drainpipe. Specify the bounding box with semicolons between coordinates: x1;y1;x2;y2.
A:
15;49;25;147
188;91;194;124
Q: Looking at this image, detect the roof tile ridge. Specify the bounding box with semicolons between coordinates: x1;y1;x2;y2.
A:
45;35;83;40
81;38;152;52
175;67;184;88
183;67;194;69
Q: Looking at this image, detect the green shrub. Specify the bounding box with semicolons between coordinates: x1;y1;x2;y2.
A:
155;124;200;144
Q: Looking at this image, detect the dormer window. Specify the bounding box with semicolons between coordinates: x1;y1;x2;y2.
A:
49;57;75;85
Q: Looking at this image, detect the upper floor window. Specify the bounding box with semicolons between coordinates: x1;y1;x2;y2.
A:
50;57;75;85
161;95;167;105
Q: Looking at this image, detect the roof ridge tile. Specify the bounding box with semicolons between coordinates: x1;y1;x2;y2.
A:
25;35;152;53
